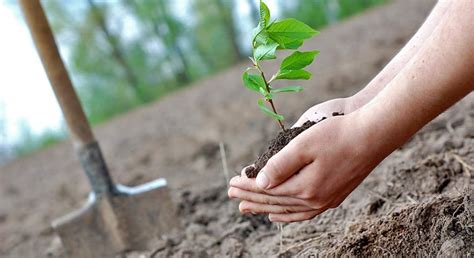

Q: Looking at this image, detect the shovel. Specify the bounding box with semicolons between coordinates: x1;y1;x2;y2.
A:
19;1;179;257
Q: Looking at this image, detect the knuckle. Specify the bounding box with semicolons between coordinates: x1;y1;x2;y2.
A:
291;141;312;164
294;148;309;165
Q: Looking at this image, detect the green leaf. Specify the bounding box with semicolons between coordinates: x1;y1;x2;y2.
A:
242;71;266;92
267;18;319;49
257;99;284;121
252;28;271;48
252;1;272;47
271;85;304;93
275;70;312;80
277;39;304;50
254;42;278;61
280;51;319;71
268;18;319;39
259;0;270;28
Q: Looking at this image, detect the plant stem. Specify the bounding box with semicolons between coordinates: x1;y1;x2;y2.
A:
257;65;286;131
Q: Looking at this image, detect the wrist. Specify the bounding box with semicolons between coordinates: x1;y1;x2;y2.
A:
349;101;404;163
348;78;390;113
345;93;370;114
333;108;390;179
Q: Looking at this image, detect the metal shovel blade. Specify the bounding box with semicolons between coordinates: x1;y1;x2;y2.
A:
52;179;179;258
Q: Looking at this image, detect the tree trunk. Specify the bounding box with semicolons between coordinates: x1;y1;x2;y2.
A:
86;0;147;102
214;0;244;62
156;0;191;84
247;0;259;25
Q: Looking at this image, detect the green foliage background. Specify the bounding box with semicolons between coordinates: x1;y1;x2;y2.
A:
1;0;388;162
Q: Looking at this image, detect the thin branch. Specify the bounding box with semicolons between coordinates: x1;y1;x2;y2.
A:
256;64;286;131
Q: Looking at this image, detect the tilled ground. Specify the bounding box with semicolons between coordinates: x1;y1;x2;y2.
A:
137;95;473;257
1;0;472;257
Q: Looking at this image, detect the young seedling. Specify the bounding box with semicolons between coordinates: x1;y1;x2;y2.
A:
243;0;320;131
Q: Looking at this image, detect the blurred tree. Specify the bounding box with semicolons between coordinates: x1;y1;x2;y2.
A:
246;0;259;25
44;0;143;123
87;0;147;102
213;0;245;61
191;0;236;69
337;0;387;18
280;0;330;30
125;0;182;85
3;0;390;160
11;120;64;157
155;0;192;84
0;101;9;162
189;31;216;73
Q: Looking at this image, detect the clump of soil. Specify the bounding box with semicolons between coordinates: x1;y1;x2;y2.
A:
334;195;473;256
245;112;344;178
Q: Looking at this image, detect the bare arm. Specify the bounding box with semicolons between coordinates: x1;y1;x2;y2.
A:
229;0;474;223
361;0;474;156
349;0;452;110
294;0;452;126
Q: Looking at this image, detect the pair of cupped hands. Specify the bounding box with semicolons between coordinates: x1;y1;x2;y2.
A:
228;97;384;222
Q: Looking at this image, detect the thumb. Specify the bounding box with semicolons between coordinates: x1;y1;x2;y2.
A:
256;138;309;189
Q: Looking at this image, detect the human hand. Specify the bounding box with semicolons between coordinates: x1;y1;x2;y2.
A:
229;0;474;223
228;110;388;222
292;97;356;127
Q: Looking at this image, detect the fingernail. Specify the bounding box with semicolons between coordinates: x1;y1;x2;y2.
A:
256;172;270;189
268;214;274;222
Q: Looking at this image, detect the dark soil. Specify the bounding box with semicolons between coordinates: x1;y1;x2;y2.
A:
335;195;473;256
245;112;343;178
245;120;316;178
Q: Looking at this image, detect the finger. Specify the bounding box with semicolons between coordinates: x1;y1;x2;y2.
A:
228;187;305;206
268;209;325;223
239;201;313;214
229;175;266;194
268;161;318;197
256;136;311;190
231;167;312;198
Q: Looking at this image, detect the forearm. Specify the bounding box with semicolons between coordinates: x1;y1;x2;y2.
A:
349;0;452;111
361;0;474;157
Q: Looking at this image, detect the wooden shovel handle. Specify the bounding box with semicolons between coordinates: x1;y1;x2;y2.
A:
19;0;95;147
